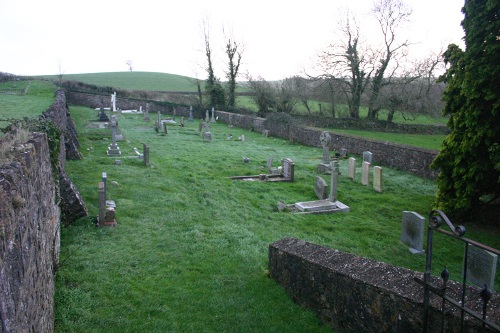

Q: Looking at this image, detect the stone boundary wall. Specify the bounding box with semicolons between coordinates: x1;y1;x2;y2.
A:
216;111;439;179
0;133;60;333
65;91;206;119
0;89;88;332
43;90;87;224
269;237;500;333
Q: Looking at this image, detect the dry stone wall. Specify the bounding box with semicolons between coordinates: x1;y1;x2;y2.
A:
216;111;439;179
0;133;60;333
0;89;87;332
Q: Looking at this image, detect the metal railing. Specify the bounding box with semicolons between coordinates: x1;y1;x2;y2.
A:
414;210;500;332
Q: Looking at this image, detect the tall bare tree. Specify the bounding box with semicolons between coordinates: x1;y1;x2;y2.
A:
366;0;412;119
224;32;243;110
316;13;373;118
202;19;225;109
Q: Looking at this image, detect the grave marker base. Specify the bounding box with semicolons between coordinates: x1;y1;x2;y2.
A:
294;199;350;213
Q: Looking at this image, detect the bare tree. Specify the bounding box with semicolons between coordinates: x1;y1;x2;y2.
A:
246;75;276;117
316;13;373;118
202;19;225;109
275;78;298;113
366;0;412;119
224;31;244;110
126;60;133;71
291;76;313;115
376;52;444;122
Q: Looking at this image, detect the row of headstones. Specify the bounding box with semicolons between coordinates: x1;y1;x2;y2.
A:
401;211;498;290
347;153;382;193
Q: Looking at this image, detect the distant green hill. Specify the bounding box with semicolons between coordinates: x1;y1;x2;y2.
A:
40;71;200;92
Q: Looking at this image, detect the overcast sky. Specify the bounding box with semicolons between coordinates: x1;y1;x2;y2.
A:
0;0;465;80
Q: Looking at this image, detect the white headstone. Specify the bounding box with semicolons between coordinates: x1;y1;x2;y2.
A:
373;166;382;192
348;157;356;180
361;161;370;186
401;211;425;254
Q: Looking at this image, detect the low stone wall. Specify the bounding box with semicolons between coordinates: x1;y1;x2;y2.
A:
65;91;206;119
269;237;500;333
0;133;60;333
216;111;439;179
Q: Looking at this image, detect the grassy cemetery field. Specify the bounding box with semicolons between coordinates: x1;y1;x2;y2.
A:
1;77;498;332
54;104;499;332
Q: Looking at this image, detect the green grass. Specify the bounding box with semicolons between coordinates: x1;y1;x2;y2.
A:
55;105;500;332
0;80;57;131
41;72;200;92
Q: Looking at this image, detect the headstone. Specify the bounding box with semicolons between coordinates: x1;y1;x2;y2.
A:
330;160;339;203
401;211;425;254
180;117;185;127
348;157;356;180
363;151;373;164
98;97;109;121
228;114;233;128
464;245;498;290
143;106;150;121
262;129;269;137
239;135;245;142
315;176;328;200
205;110;209;122
111;91;116;111
173;108;177;121
162;122;168;134
157;111;162;131
202;131;212;141
102;172;107;201
104;207;117;226
282;158;295;181
361;161;370;186
107;116;121;155
198;119;203;132
340;148;347;157
211;107;216;123
143;144;150;166
98;182;106;225
267;157;280;175
373;166;382;192
320;132;331;163
188;106;194;122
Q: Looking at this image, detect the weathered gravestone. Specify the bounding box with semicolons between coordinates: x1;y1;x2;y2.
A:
317;131;332;174
340;148;347;157
363;151;373;164
401;211;425;254
143;144;150;166
143;105;150;121
262;129;269;137
361;161;370;186
267;157;280;175
315;176;328;200
187;106;193;122
107;117;121;156
464;244;498;290
294;160;349;213
211;107;216;123
373;166;383;193
282;158;295;181
348;157;356;180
